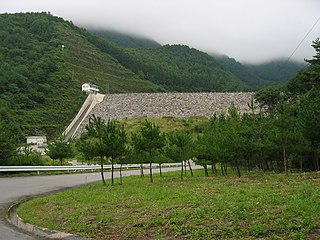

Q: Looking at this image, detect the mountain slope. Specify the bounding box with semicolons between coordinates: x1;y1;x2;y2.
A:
213;55;261;89
89;29;161;49
0;12;163;137
88;29;305;91
124;45;245;91
244;60;307;86
82;37;246;92
214;55;306;90
57;23;164;93
0;12;247;137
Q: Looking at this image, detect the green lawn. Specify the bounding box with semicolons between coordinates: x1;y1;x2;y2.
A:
17;170;320;239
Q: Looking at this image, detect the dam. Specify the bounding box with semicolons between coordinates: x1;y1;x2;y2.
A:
66;92;253;138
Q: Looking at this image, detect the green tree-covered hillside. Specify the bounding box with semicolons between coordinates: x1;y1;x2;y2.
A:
89;29;306;91
79;32;247;91
0;12;162;137
214;55;306;90
89;29;161;49
0;12;249;138
245;59;306;86
120;45;246;92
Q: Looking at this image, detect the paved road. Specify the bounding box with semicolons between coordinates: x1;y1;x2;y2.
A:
0;167;184;240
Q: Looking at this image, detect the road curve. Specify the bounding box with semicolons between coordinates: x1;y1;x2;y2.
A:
0;167;184;240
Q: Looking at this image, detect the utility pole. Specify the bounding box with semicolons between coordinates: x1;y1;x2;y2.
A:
106;84;110;94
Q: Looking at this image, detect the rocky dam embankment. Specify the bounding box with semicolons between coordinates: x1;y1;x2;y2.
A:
75;92;253;137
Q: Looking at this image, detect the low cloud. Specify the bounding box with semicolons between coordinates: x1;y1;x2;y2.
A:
2;0;320;63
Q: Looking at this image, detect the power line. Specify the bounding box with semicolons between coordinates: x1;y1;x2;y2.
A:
271;15;320;81
288;16;320;61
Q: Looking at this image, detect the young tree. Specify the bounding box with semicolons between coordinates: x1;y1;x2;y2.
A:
298;87;320;171
193;134;212;177
0;120;17;165
271;101;307;175
76;134;98;163
166;131;194;179
207;114;229;175
240;112;273;172
125;147;148;177
47;135;74;166
221;107;245;177
287;39;320;96
254;86;282;113
152;153;171;177
81;117;128;185
132;120;166;183
102;120;127;184
85;115;108;185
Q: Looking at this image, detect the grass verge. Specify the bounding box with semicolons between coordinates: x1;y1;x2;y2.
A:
17;170;320;239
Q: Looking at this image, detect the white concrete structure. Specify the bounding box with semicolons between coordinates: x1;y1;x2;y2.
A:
25;136;47;155
81;83;99;93
26;136;47;145
63;93;105;138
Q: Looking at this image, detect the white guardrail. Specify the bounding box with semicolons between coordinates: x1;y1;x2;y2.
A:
0;163;182;173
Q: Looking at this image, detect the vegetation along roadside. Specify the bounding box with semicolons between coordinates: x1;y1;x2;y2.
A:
17;170;320;239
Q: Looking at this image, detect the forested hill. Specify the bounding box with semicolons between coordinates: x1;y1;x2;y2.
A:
88;29;306;91
244;60;307;86
214;55;306;90
0;12;162;137
89;29;161;49
82;34;246;92
124;45;246;91
0;12;246;137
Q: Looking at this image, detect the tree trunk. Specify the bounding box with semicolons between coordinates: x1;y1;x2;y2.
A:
149;160;153;183
277;160;282;173
140;164;144;177
100;156;105;185
181;161;184;180
265;159;269;171
224;162;228;175
211;163;216;175
283;146;288;176
120;164;123;185
203;164;209;177
221;163;225;176
149;152;153;183
60;158;63;166
258;161;263;171
159;163;162;177
246;160;251;173
236;162;241;178
184;161;187;176
213;163;217;174
111;159;114;185
270;160;275;172
187;159;193;177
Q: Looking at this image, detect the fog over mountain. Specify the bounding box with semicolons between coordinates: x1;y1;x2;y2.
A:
2;0;320;63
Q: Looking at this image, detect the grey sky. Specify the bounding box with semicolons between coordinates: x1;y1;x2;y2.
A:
2;0;320;63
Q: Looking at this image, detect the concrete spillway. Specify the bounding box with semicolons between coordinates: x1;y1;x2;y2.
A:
63;93;105;138
72;92;253;138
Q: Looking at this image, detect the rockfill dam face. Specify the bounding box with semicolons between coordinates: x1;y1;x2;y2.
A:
75;92;253;137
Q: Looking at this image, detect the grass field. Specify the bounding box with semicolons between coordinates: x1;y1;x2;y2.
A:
121;116;208;135
17;169;320;239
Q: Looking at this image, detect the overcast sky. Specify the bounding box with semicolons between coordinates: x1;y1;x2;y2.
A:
2;0;320;63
